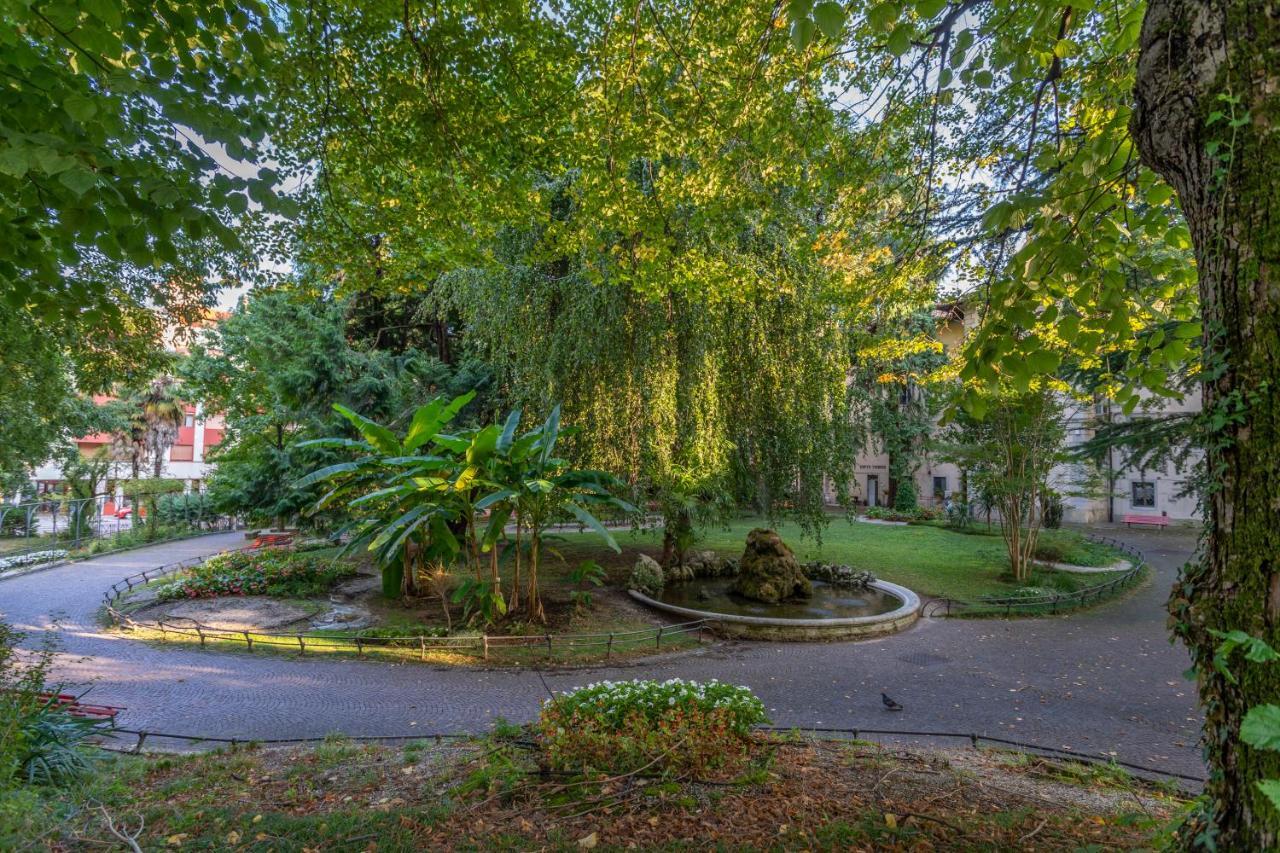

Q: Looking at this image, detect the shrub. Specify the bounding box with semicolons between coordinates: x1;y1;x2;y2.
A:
538;678;768;776
981;586;1055;602
1;621;104;788
944;495;972;529
629;555;664;596
156;550;356;601
1041;492;1064;529
0;509;32;537
865;505;941;523
893;479;918;512
154;493;216;527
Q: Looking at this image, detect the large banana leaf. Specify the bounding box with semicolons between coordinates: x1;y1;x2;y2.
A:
332;403;401;455
566;502;620;553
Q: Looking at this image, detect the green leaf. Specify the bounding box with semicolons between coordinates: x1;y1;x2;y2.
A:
868;2;899;32
1174;322;1202;339
1025;349;1061;375
887;25;911;56
974;69;993;88
58;168;97;196
475;488;517;511
63;95;98;122
1052;38;1079;58
1241;705;1280;753
539;405;562;467
566;502;620;553
812;2;845;39
982;201;1013;231
790;16;816;50
295;460;366;489
1146;184;1175;206
916;0;947;17
404;390;475;452
1257;780;1280;813
497;408;522;452
332;404;401;455
0;147;31;178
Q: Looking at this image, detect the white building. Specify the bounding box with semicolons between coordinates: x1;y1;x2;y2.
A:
833;303;1202;524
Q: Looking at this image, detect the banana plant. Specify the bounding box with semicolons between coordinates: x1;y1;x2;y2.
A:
298;391;636;625
295;391;475;598
484;405;637;623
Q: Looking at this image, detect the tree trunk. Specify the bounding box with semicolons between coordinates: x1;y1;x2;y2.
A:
660;507;692;568
527;529;544;623
1133;1;1280;846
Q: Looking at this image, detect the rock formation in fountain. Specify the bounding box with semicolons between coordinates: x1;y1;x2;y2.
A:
732;528;812;604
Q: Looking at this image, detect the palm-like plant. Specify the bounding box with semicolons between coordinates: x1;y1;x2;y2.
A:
298;392;635;624
139;377;185;480
482;406;635;623
297;391;476;598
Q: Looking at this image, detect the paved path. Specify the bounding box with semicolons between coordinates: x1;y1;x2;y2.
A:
0;529;1204;777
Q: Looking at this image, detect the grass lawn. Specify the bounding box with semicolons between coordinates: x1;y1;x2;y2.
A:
557;516;1128;602
2;735;1187;850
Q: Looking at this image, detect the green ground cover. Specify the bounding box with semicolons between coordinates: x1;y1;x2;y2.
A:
558;516;1129;602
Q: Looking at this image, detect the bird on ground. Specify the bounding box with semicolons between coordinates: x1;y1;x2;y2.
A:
881;692;903;711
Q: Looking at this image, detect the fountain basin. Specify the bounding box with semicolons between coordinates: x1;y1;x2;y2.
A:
629;577;920;641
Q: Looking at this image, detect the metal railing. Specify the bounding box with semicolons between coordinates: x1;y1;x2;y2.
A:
921;535;1148;618
102;548;708;664
88;723;1203;786
1;495;234;565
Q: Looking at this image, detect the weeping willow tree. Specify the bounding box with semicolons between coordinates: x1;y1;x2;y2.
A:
274;0;931;552
431;173;905;556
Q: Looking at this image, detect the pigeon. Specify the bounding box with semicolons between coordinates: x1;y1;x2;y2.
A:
881;692;903;711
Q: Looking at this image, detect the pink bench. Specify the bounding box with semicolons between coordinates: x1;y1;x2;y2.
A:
1122;513;1169;529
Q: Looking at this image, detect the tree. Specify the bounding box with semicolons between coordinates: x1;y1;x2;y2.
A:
180;287;481;528
850;310;951;510
275;1;931;546
138;378;184;480
939;388;1067;582
779;1;1274;842
301;393;631;623
1130;2;1280;844
1;2;294;478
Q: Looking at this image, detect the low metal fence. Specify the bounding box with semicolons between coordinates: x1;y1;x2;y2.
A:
921;535;1148;618
102;548;708;664
90;723;1204;786
1;495;235;565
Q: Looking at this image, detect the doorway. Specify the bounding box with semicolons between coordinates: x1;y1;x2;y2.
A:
866;475;879;507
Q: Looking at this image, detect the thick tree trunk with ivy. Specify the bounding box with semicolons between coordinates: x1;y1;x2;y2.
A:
1133;0;1280;846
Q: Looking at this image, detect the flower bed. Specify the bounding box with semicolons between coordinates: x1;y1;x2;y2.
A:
538;678;768;776
156;550;356;601
0;550;69;572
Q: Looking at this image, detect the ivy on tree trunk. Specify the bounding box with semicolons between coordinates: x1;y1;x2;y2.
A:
1133;0;1280;846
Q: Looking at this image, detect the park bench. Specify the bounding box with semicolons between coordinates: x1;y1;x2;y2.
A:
251;531;295;548
37;692;124;722
1122;513;1169;529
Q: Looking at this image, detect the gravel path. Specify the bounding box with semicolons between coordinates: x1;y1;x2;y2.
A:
0;528;1204;778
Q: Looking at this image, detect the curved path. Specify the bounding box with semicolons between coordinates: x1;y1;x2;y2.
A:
0;529;1203;777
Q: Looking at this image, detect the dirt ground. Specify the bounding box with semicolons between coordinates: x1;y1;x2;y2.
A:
40;735;1187;850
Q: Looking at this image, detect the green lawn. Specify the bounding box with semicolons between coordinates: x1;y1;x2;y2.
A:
557;516;1127;602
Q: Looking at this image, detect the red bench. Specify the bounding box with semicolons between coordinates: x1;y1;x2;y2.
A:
38;692;124;721
1122;513;1169;529
252;532;295;548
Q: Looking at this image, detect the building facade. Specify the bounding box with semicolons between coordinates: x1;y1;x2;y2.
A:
833;303;1202;524
26;401;225;504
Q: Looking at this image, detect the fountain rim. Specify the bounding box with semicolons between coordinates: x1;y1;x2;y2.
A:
627;579;921;629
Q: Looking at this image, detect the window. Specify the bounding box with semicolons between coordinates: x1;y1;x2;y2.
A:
184;413;195;427
933;476;947;502
1131;481;1156;508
